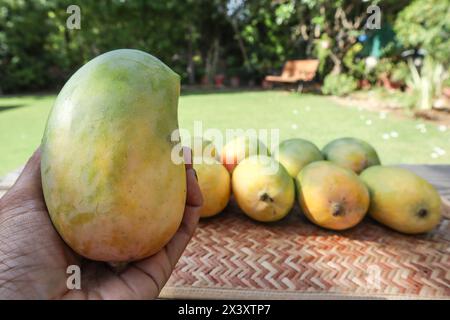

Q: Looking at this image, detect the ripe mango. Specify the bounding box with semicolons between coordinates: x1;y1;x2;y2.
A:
322;137;380;174
360;166;442;234
296;161;370;230
194;158;231;218
273;138;323;178
41;49;186;262
232;155;294;222
191;136;217;161
220;135;269;173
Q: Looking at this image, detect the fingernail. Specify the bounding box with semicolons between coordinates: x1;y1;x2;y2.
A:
182;146;193;165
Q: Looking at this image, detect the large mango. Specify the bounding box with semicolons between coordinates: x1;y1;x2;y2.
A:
41;49;186;262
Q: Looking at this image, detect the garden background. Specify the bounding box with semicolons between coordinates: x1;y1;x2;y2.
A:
0;0;449;176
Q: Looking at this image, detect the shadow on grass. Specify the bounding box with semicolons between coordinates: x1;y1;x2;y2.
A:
0;104;26;112
180;87;268;96
180;86;322;96
0;92;56;100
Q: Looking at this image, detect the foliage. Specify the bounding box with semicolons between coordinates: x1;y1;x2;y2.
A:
0;0;235;92
0;0;445;93
390;61;409;84
347;0;450;97
322;73;357;96
314;34;332;75
234;0;301;77
0;0;61;92
444;77;450;88
394;0;450;67
238;0;410;78
343;43;369;81
406;57;449;110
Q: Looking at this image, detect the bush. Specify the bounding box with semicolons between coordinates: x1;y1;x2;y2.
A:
394;0;450;67
322;73;358;96
407;57;449;110
390;61;410;84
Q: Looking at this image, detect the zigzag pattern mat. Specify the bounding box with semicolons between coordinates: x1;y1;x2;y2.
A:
161;198;450;299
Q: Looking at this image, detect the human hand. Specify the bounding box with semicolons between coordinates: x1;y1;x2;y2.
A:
0;147;203;299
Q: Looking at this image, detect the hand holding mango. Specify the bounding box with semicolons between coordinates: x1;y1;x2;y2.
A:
40;48;442;271
41;49;187;262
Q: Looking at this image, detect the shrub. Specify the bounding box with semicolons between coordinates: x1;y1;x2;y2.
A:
390;61;410;84
407;57;449;110
322;73;358;96
394;0;450;67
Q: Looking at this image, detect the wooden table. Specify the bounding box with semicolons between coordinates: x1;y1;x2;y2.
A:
1;165;449;299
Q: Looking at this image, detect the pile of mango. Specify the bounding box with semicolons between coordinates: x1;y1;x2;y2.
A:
41;49;442;264
194;136;442;235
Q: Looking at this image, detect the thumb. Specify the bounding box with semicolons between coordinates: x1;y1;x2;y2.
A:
2;147;43;203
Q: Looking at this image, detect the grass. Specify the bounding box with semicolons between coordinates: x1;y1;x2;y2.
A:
0;94;55;176
1;90;449;176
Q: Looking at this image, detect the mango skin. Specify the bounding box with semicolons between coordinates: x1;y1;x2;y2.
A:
360;166;442;234
194;158;230;218
273;138;323;178
220;136;269;173
191;137;218;161
41;49;186;262
232;155;295;222
296;161;370;230
322;137;380;174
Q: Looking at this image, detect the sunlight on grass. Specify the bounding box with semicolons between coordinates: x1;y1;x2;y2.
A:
0;91;449;176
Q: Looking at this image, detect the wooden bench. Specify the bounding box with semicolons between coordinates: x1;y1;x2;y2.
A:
264;59;319;91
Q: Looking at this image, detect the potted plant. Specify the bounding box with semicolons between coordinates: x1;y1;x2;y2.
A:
228;67;241;88
214;74;225;88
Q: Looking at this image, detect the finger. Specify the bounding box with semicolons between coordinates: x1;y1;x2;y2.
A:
182;146;193;170
186;166;203;207
115;206;201;299
93;147;203;299
3;147;42;200
183;145;203;206
165;204;200;268
160;161;204;266
128;203;200;297
121;171;202;297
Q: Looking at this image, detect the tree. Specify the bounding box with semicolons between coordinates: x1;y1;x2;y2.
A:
394;0;450;67
288;0;409;75
0;0;234;92
0;0;418;93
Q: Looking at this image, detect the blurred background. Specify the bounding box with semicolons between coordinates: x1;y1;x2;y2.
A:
0;0;449;176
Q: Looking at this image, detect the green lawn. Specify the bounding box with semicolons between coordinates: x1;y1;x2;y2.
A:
1;90;449;176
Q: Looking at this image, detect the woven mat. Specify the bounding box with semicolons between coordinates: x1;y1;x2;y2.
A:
160;197;450;300
1;165;449;299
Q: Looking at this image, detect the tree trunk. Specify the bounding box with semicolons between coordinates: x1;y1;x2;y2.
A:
230;19;251;71
187;27;196;85
329;52;342;74
211;39;220;80
204;39;220;85
204;50;212;85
